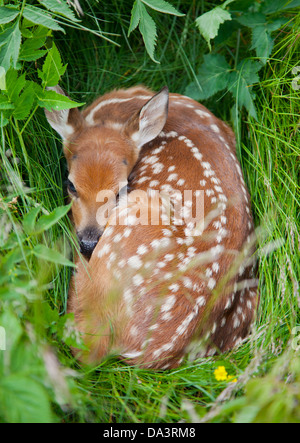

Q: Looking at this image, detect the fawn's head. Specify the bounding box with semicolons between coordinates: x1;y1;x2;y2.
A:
45;86;169;258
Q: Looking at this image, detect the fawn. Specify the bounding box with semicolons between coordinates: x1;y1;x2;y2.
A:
46;85;258;369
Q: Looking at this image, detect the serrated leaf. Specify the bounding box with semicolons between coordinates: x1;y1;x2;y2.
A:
128;0;142;36
13;82;35;120
35;203;72;234
32;244;75;268
0;21;22;71
0;6;19;25
138;2;158;63
23;5;64;33
38;0;80;22
229;60;261;119
5;69;26;102
248;18;288;64
196;6;232;50
261;0;300;14
251;26;274;64
19;26;49;62
38;43;67;87
140;0;184;16
23;206;42;235
236;12;267;28
36;88;84;112
0;96;14;110
19;48;48;62
185;53;233;100
0;375;54;423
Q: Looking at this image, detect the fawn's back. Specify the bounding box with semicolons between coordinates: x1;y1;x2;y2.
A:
46;85;258;369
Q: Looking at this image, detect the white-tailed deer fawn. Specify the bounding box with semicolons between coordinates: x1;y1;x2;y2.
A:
46;85;258;369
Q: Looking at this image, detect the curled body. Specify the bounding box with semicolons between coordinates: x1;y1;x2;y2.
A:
46;85;259;369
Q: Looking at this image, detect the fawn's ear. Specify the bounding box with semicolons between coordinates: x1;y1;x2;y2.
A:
44;86;83;140
128;86;169;150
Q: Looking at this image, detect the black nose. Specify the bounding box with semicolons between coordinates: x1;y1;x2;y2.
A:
78;227;102;259
80;239;99;258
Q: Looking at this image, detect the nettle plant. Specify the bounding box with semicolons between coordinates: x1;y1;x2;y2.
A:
128;0;298;122
185;0;299;122
0;0;88;129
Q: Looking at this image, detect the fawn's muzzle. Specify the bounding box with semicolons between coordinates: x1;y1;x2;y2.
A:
78;227;102;259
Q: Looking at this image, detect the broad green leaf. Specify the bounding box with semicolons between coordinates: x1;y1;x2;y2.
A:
185;54;233;100
128;0;142;36
35;203;72;234
19;48;48;62
0;66;6;90
0;6;19;24
0;375;54;423
229;60;261;119
248;18;288;64
5;70;26;102
140;0;184;16
32;244;75;268
19;26;49;62
38;43;67;87
36;88;84;112
0;22;22;71
261;0;300;14
196;6;232;50
23;206;42;235
13;82;35;120
138;2;158;63
23;5;64;33
0;95;14;110
38;0;80;22
236;13;267;28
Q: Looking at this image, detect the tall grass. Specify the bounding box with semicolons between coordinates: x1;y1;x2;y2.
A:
0;0;299;423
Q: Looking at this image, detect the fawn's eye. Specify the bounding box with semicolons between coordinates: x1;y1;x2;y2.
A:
67;179;78;197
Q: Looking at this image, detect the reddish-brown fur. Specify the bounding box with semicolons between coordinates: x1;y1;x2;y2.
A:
46;85;259;369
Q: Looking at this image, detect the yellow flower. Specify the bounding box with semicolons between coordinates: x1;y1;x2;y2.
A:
214;366;228;381
214;366;238;382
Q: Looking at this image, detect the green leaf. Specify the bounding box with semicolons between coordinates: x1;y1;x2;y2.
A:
5;69;26;102
0;6;19;25
185;54;233;100
0;66;6;90
0;96;14;110
35;203;72;234
229;60;261;119
36;87;84;112
19;26;49;62
128;0;142;36
238;14;288;64
13;82;35;120
32;244;75;267
138;2;158;63
23;5;64;33
38;43;67;87
261;0;300;14
236;12;267;28
23;206;42;235
38;0;80;22
196;6;232;50
140;0;184;16
0;375;54;423
0;21;22;71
